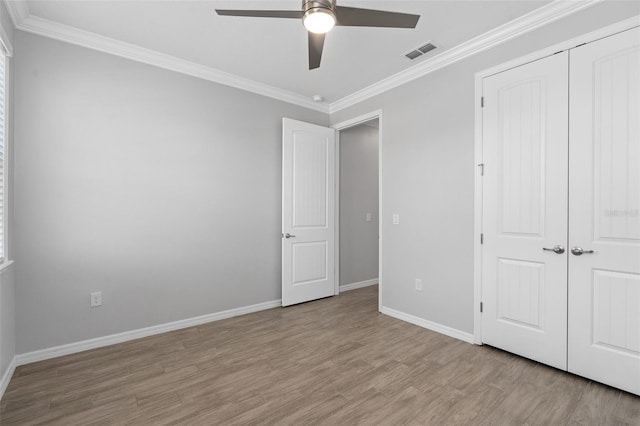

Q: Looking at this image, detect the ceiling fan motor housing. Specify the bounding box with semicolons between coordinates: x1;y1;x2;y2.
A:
302;0;337;23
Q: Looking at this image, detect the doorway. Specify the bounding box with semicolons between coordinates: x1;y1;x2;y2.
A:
333;111;382;310
280;111;382;309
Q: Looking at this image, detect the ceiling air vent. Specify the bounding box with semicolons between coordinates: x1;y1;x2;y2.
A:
405;50;422;60
405;41;437;60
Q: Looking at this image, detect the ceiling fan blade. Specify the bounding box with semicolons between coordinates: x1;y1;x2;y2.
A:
308;32;325;70
335;6;419;28
215;10;302;19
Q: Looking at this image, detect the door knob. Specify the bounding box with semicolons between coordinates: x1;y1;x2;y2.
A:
543;245;565;254
284;233;296;239
571;246;594;256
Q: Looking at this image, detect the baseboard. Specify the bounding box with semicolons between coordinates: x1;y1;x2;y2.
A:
16;299;282;366
380;306;474;344
0;356;17;400
340;278;378;292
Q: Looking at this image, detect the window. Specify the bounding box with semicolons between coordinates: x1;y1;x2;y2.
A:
0;48;6;262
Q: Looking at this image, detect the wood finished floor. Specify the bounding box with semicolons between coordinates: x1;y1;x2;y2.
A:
1;285;638;425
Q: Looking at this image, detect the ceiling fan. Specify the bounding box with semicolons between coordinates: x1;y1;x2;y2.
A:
215;1;420;70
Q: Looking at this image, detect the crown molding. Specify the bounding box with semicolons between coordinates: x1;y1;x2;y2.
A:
3;0;29;28
328;0;602;113
1;0;27;55
3;0;603;115
0;25;12;56
4;1;329;114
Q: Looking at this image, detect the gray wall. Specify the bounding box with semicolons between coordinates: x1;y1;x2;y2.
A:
339;122;378;286
0;0;15;386
330;2;640;334
9;1;640;356
14;32;328;353
1;265;15;383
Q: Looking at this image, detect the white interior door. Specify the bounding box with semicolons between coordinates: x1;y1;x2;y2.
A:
282;118;336;306
481;52;569;370
568;27;640;395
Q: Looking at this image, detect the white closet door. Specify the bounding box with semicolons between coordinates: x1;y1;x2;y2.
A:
568;27;640;395
482;52;569;370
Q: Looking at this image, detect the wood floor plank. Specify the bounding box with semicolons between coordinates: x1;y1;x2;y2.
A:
566;381;622;425
523;369;587;425
446;384;506;425
614;390;640;426
1;285;638;425
368;386;433;426
407;385;466;425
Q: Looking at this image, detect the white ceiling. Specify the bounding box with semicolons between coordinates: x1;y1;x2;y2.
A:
21;0;552;103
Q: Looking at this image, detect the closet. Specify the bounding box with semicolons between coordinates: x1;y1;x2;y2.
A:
480;26;639;395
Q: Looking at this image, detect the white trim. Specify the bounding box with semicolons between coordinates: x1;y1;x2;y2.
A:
7;13;328;113
476;15;640;80
3;0;605;115
378;113;382;314
332;110;383;311
0;26;12;57
15;299;281;366
0;355;16;400
334;129;341;296
1;0;22;55
3;0;29;28
472;15;640;346
473;72;484;345
328;0;601;113
0;260;13;274
381;306;474;344
1;51;9;262
332;110;383;131
340;278;378;292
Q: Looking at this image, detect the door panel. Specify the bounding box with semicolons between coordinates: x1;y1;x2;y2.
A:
282;118;336;306
482;52;569;370
568;27;640;395
592;270;640;355
498;79;545;237
497;259;545;331
293;134;328;228
292;241;328;284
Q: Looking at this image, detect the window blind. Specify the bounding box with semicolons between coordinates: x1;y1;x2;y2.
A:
0;49;6;262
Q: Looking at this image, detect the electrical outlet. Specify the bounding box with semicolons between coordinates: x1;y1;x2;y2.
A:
90;291;102;307
393;214;400;225
366;213;372;222
415;279;422;291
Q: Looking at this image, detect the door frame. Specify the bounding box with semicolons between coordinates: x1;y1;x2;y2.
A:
473;16;640;344
332;109;383;311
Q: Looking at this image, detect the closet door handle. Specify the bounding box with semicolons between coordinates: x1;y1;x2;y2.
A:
571;246;594;256
543;245;565;254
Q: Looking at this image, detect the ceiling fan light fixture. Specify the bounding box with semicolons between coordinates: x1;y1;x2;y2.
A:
302;0;337;34
216;0;420;70
303;9;335;34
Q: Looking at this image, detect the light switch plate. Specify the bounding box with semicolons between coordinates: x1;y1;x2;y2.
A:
392;214;400;225
90;291;102;307
366;213;372;222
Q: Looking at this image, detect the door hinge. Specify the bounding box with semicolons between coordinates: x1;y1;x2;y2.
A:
480;302;483;313
480;233;484;244
477;163;484;176
480;97;484;108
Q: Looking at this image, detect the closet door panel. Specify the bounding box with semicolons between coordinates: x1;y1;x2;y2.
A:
568;26;640;396
482;52;569;370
